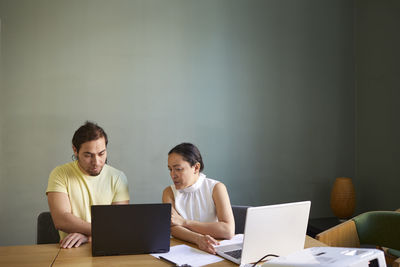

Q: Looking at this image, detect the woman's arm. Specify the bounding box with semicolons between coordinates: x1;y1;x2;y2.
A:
162;186;220;253
162;183;235;239
171;224;220;254
179;183;235;239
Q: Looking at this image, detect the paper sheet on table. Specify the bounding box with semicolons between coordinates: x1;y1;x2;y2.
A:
214;234;244;247
151;244;224;266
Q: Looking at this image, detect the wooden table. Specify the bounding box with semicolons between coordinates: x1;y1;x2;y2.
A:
0;236;326;266
0;244;60;267
53;238;237;267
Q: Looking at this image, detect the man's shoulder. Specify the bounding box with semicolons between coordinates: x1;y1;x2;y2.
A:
48;162;78;188
51;161;76;174
100;164;128;187
102;164;125;177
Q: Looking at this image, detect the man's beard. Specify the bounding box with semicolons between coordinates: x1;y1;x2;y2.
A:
77;156;106;176
86;168;102;176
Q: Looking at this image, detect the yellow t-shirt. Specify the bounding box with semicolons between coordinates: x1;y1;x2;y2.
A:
46;160;130;240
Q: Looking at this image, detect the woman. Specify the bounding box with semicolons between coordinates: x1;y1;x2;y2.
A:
162;143;235;254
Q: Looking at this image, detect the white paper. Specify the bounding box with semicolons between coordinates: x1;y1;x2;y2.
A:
151;244;224;266
214;234;244;247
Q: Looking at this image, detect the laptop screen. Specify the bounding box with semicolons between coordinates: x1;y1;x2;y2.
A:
91;203;171;256
241;201;311;264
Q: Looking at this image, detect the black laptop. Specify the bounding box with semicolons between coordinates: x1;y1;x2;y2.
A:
91;203;171;256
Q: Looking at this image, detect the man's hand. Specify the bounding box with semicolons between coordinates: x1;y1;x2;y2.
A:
195;234;220;254
171;208;186;227
60;233;89;248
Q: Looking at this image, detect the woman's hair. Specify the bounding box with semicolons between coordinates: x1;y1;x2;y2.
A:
72;121;108;153
168;143;204;172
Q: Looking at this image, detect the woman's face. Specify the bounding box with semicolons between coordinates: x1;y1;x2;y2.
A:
168;153;200;190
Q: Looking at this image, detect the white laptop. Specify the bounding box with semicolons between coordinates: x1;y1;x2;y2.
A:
216;201;311;266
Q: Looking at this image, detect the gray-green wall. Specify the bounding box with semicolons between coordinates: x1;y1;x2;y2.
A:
355;1;400;211
0;0;356;246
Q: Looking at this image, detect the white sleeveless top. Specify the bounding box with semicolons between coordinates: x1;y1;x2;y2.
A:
171;173;219;222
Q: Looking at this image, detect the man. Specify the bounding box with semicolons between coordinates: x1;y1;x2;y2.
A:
46;121;129;248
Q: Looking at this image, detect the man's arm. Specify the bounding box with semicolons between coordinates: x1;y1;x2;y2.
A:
112;200;129;205
47;192;91;236
48;192;128;249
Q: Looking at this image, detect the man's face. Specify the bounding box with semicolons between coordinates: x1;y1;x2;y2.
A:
73;137;107;176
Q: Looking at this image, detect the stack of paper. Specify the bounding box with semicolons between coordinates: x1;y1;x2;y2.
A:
151;244;224;266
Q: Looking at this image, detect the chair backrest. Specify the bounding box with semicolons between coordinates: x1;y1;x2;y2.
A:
353;211;400;250
37;212;60;244
232;205;250;234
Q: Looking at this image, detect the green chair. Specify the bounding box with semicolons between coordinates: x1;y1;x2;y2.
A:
316;211;400;267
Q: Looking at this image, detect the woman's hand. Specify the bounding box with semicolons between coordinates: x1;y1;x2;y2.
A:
60;232;89;248
195;234;220;254
171;208;187;227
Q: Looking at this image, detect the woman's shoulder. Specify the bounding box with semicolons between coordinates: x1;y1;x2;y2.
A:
162;185;175;202
208;178;228;196
214;182;227;191
162;185;174;195
202;175;221;187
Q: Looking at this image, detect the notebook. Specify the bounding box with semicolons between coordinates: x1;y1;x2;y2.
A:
91;203;171;256
215;201;311;265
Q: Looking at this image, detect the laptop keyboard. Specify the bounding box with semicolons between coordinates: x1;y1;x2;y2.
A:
225;249;242;259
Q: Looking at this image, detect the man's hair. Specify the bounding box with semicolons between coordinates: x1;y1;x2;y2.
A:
168;143;204;172
72;121;108;153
